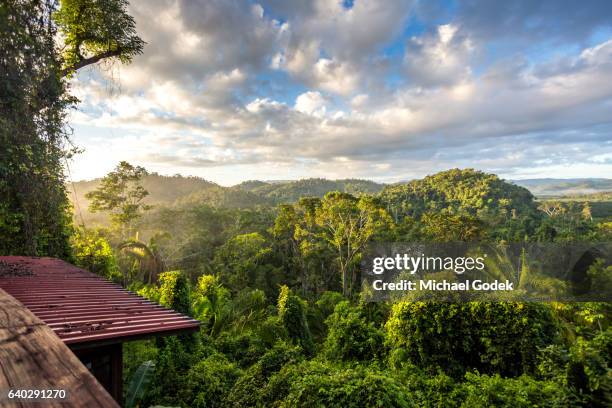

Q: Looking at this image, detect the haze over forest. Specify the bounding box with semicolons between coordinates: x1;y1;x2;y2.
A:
69;171;612;227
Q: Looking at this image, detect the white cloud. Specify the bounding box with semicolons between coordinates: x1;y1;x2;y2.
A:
295;91;328;117
404;24;476;87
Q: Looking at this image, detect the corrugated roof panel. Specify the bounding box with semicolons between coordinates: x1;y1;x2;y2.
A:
0;256;200;345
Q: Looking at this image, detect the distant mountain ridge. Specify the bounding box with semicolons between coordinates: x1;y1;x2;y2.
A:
509;178;612;196
235;178;385;203
69;173;611;226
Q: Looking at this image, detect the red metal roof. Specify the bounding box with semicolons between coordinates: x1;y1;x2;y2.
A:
0;256;200;346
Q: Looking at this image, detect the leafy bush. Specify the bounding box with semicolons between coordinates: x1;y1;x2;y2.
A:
386;301;558;377
396;367;568;407
184;354;241;408
278;285;315;356
136;284;161;303
566;329;612;406
158;271;191;315
323;301;386;362
146;336;196;407
315;291;345;319
228;341;303;407
262;361;414;408
457;372;568;407
393;367;461;408
71;228;120;280
258;315;288;347
214;331;267;368
539;328;612;407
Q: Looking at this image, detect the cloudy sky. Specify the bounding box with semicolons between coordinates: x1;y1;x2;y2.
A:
69;0;612;185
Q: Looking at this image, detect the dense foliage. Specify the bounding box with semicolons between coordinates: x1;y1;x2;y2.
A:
92;168;608;408
237;178;385;204
385;302;558;377
1;0;74;257
1;0;142;257
63;163;612;407
379;168;538;221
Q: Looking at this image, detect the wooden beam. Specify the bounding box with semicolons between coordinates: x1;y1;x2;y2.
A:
0;289;119;408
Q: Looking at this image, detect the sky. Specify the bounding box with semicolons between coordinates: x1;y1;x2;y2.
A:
68;0;612;185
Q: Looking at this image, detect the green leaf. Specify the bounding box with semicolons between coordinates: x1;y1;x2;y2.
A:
125;360;155;408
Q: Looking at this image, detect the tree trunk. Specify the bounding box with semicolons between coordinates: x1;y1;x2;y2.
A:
342;265;349;296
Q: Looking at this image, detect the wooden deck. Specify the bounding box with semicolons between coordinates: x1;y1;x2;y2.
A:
0;288;119;408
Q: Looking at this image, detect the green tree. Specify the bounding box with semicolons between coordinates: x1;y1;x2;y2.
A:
54;0;145;77
385;301;558;377
323;300;385;362
273;199;336;295
118;233;167;284
315;192;394;295
420;212;485;241
213;232;282;295
71;227;120;280
184;354;241;408
86;161;150;238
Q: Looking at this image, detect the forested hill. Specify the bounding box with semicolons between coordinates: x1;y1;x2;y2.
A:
70;173;222;225
235;178;385;203
69;171;611;226
70;175;382;213
71;173;219;207
379;169;538;220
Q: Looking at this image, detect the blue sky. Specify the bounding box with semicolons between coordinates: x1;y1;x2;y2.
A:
69;0;612;185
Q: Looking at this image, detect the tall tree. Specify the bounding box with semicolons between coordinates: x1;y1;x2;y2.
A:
315;192;393;296
86;161;150;238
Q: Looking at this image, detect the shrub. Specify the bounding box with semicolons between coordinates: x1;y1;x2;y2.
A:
385;301;558;377
457;372;568;407
539;328;612;407
324;301;385;362
158;270;191;315
396;368;568;407
316;291;345;319
262;361;414;408
228;341;303;407
71;228;120;281
214;331;267;368
278;285;315;356
258;315;288;347
393;367;461;408
184;354;241;408
145;336;196;407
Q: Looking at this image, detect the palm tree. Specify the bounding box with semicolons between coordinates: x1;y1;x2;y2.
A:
119;232;168;284
480;244;568;299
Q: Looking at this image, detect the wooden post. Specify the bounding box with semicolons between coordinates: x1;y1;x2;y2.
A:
110;343;123;405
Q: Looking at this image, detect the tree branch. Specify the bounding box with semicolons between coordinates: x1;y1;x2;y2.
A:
61;48;123;77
